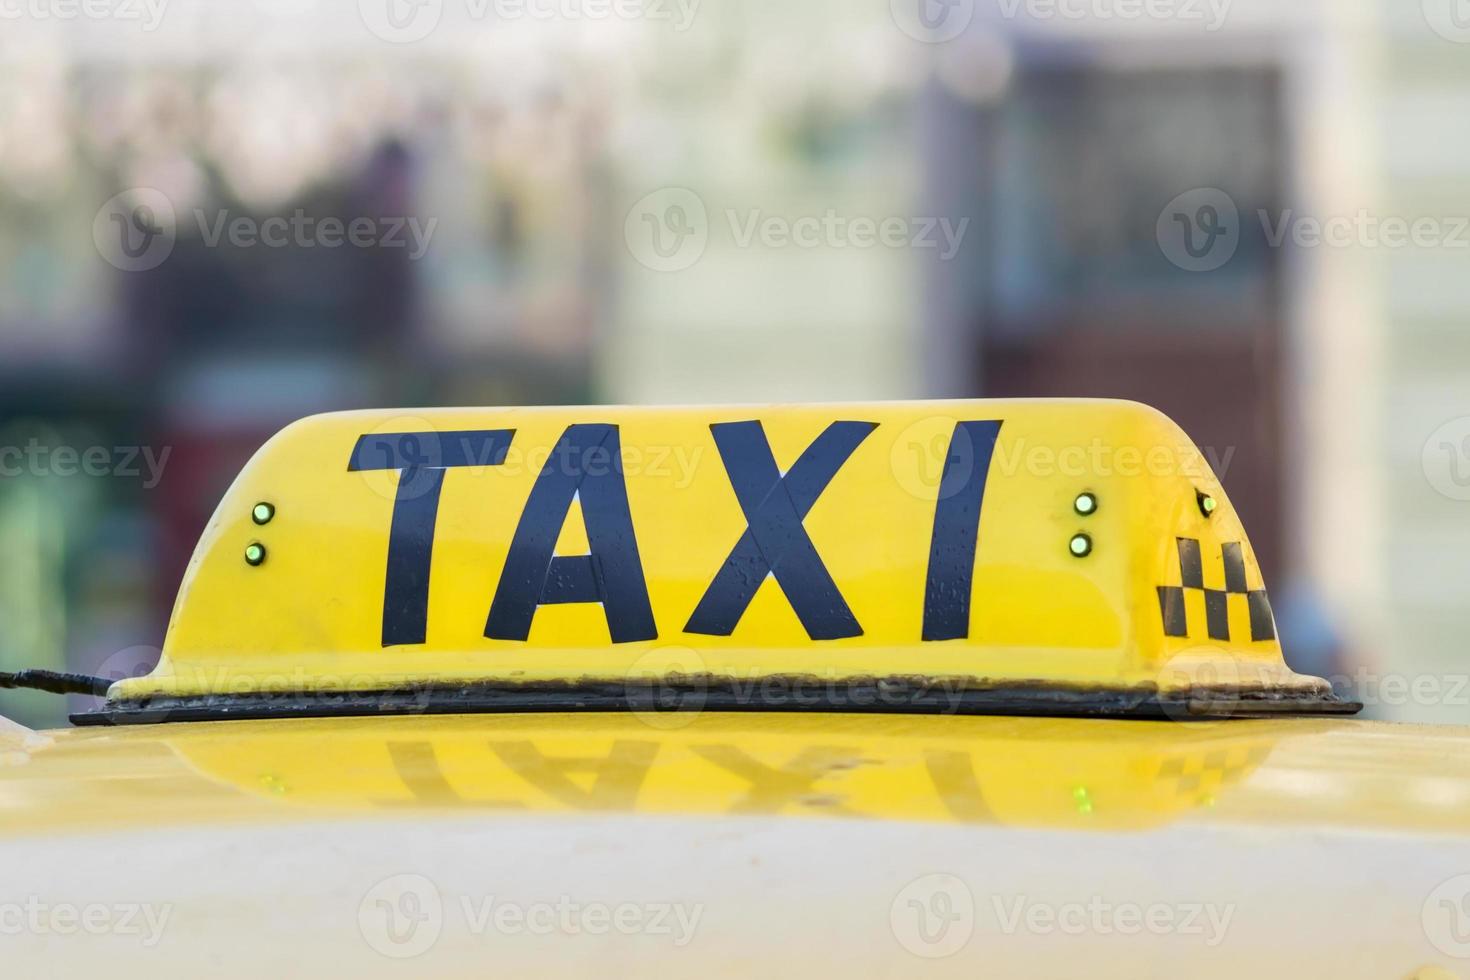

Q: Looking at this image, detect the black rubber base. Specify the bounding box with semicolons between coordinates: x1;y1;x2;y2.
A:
71;678;1363;726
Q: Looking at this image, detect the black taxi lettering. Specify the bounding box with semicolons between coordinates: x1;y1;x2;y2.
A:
350;429;517;647
353;418;1003;647
922;420;1002;641
485;424;657;644
684;420;877;640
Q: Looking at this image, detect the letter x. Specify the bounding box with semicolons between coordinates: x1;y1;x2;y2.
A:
685;420;877;640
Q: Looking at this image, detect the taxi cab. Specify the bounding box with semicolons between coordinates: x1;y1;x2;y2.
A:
2;399;1468;978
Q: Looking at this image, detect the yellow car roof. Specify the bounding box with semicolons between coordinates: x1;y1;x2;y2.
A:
4;712;1467;838
3;713;1469;978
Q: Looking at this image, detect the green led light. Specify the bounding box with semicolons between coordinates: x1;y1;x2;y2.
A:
1198;492;1218;517
252;502;276;525
1069;533;1093;558
244;542;267;567
1074;492;1098;516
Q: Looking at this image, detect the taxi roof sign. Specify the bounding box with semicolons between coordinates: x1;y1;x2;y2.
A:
83;400;1357;724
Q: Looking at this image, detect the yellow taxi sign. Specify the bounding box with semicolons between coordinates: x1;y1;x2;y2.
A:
92;399;1353;722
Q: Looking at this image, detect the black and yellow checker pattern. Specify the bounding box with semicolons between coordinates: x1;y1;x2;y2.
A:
1154;743;1272;798
1157;537;1275;643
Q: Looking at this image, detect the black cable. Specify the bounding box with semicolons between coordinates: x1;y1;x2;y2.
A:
0;670;112;697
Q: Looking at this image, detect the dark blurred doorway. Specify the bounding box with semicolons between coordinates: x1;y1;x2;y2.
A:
928;59;1287;581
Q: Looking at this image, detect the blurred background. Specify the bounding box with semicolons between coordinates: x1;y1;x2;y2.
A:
0;0;1460;726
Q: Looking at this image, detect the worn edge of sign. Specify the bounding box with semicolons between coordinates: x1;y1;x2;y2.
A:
71;675;1362;726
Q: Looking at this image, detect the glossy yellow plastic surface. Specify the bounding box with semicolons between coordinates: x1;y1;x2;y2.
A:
113;400;1325;702
4;713;1469;837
